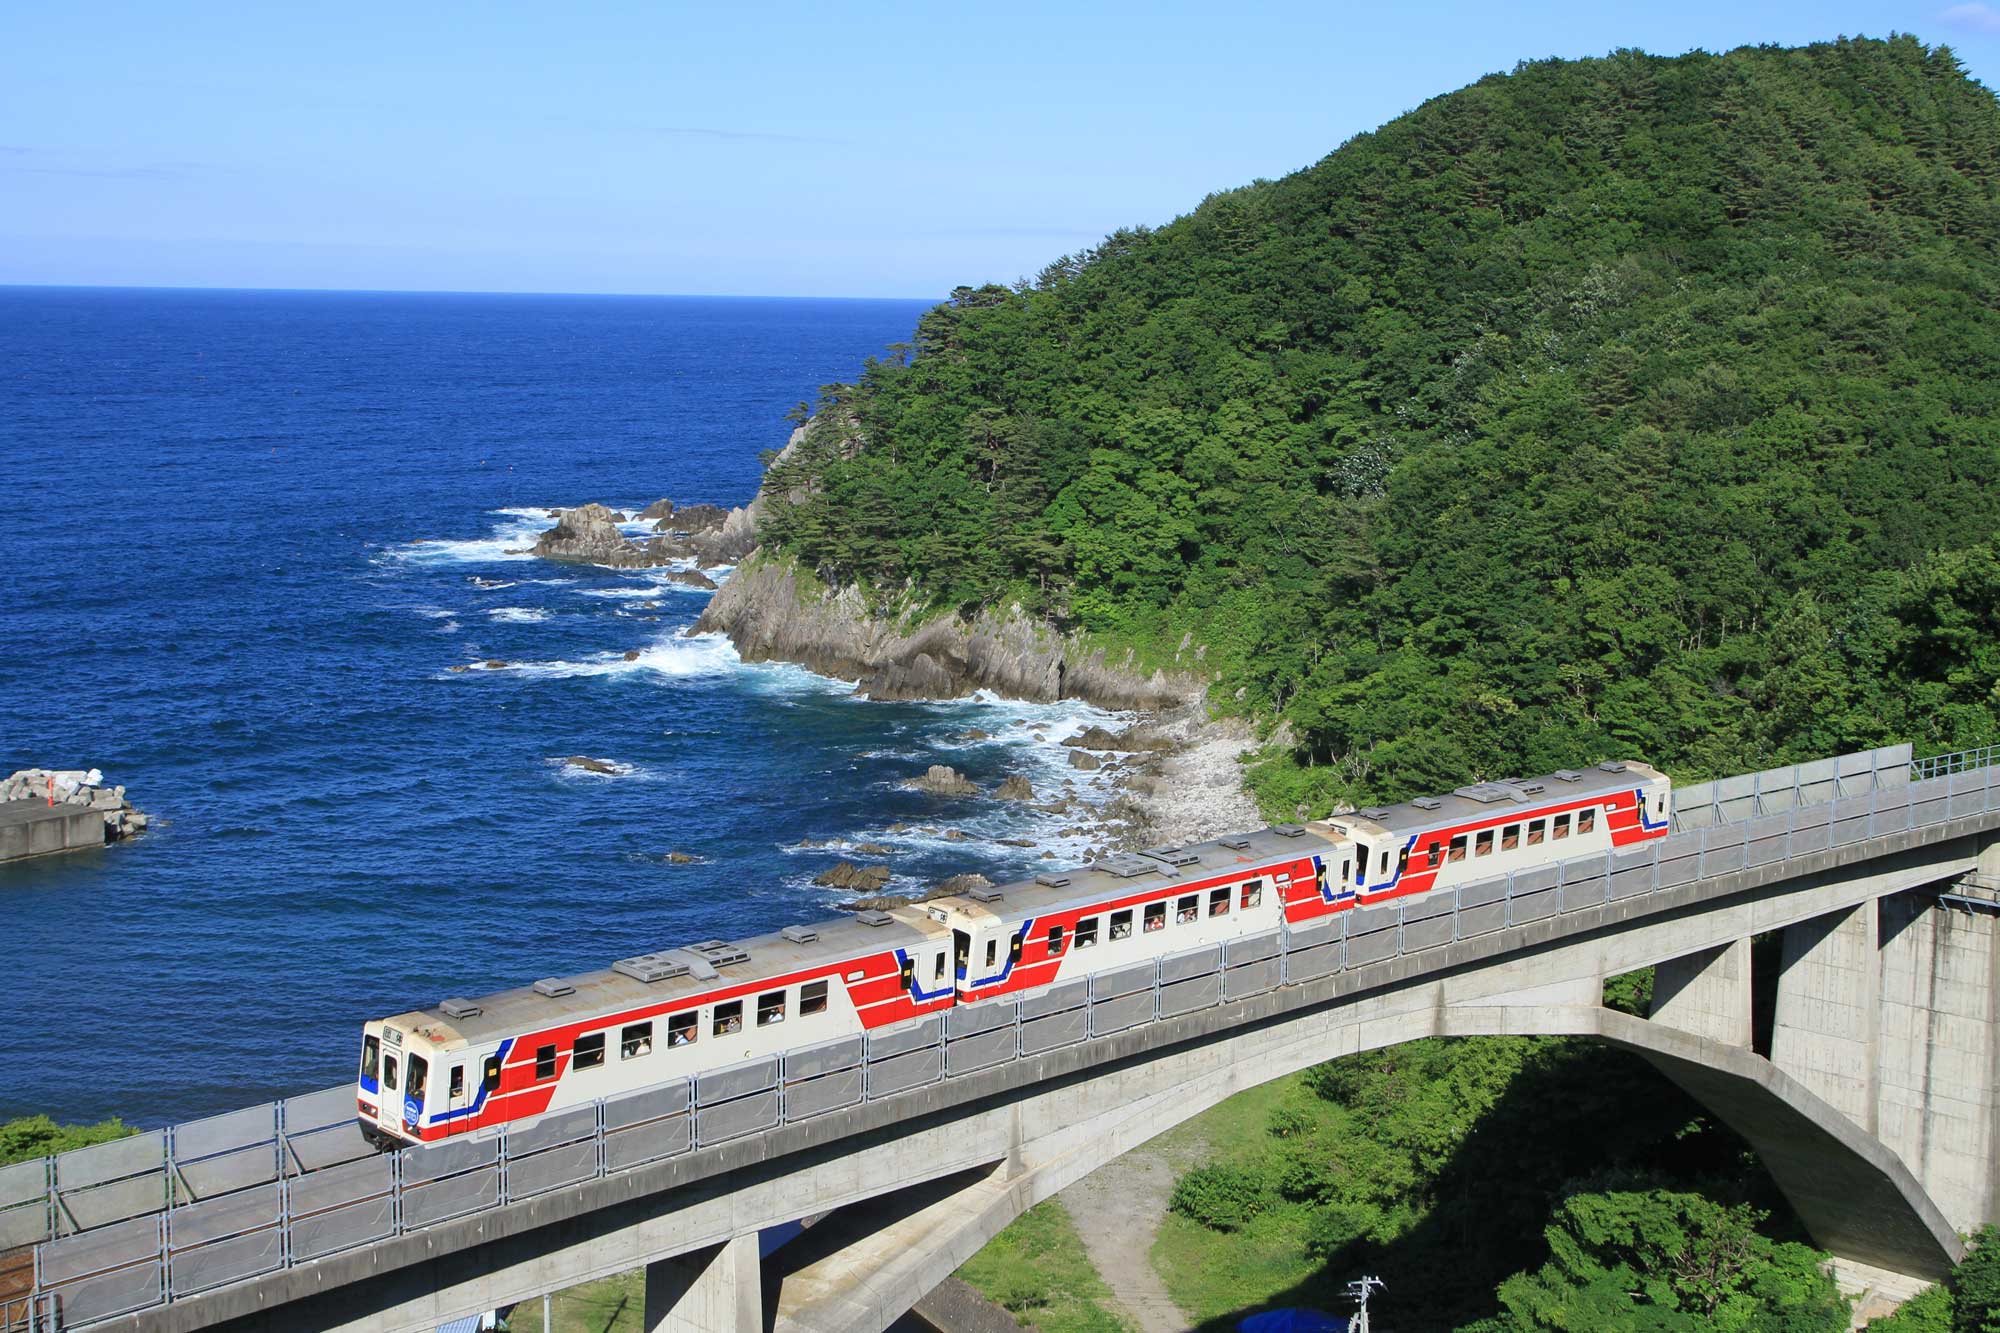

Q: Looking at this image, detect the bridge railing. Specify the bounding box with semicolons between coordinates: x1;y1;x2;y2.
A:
1670;743;1910;831
12;740;2000;1330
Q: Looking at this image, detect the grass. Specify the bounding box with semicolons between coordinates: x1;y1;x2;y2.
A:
1147;1073;1352;1330
957;1200;1137;1333
501;1269;644;1333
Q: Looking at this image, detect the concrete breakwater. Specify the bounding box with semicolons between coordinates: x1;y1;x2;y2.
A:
0;769;149;864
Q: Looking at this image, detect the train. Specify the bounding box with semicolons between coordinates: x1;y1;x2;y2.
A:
355;759;1671;1147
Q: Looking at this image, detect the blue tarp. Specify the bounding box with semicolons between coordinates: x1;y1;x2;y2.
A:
1238;1310;1349;1333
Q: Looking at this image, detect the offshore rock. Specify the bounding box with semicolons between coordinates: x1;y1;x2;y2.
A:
695;558;1199;710
658;569;719;591
994;774;1035;802
932;872;994;897
906;765;980;797
530;503;659;568
814;861;891;893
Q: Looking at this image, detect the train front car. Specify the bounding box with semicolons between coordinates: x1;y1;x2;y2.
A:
355;906;952;1148
1291;759;1672;919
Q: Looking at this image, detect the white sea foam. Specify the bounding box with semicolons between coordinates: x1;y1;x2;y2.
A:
547;755;645;780
389;507;559;567
487;607;550;624
451;632;743;682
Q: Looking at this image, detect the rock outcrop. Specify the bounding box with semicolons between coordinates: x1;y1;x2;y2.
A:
814;861;892;893
695;559;1200;710
530;503;659;567
994;775;1035;802
527;498;754;570
905;765;980;797
1;768;149;839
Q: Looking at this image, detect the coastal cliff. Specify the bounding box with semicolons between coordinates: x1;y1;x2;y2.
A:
694;557;1200;711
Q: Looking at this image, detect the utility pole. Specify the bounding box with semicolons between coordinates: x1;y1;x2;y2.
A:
1346;1275;1386;1333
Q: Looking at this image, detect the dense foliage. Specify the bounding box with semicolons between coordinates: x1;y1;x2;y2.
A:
760;35;2000;811
0;1114;133;1167
1159;1036;1809;1328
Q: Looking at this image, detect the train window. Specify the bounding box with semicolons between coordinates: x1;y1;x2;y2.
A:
482;1056;501;1093
1357;846;1371;880
449;1065;465;1100
1397;845;1410;876
1076;917;1099;949
1578;808;1596;834
714;1001;743;1036
1110;909;1134;940
758;991;786;1026
1339;857;1351;884
1553;813;1570;839
1144;902;1166;932
1209;887;1230;917
1448;835;1467;863
1177;895;1199;924
802;980;829;1015
1502;825;1520;852
1427;844;1441;869
1047;924;1066;953
1242;879;1263;909
1527;819;1545;846
383;1056;399;1092
574;1034;606;1070
407;1056;428;1109
361;1036;380;1084
622;1023;653;1059
1475;830;1493;857
934;952;947;981
984;938;998;967
534;1045;556;1080
668;1012;697;1047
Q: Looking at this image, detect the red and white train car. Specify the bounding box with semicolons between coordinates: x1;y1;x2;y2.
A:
357;759;1669;1147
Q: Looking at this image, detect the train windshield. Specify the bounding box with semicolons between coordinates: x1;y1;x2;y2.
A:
360;1035;379;1084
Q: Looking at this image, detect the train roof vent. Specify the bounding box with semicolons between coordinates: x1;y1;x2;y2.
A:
1092;854;1158;879
1218;836;1251;850
1359;806;1393;819
1597;760;1630;773
1517;781;1546;795
1035;871;1074;888
855;909;894;926
613;953;691;984
1142;844;1200;867
439;998;483;1020
1454;783;1509;803
687;940;750;968
968;885;1004;903
531;979;575;998
1271;824;1307;837
1553;769;1584;782
780;925;819;944
1408;797;1443;811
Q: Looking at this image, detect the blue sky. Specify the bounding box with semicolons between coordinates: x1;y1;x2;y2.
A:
7;1;2000;299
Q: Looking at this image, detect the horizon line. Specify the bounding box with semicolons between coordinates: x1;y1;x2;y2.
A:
0;280;944;304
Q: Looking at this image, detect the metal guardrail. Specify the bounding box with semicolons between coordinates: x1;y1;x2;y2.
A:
1914;744;2000;783
6;740;1996;1330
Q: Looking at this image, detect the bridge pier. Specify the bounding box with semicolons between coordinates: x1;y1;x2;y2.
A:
643;1233;761;1333
1649;937;1752;1047
1772;903;1882;1132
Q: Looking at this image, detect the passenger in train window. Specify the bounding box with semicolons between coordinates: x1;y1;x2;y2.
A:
1578;808;1596;833
1144;902;1166;932
622;1023;653;1058
1527;820;1545;846
1047;924;1066;953
1448;835;1467;862
1076;917;1099;948
1208;887;1230;916
1241;879;1263;909
1553;813;1571;839
757;991;786;1026
1110;909;1134;941
802;980;830;1014
1427;844;1442;869
1177;895;1198;924
669;1012;697;1046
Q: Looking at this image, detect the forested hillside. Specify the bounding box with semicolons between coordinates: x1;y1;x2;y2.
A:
760;35;2000;812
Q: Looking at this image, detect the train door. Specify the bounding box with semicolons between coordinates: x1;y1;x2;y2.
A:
954;929;971;981
402;1053;431;1139
443;1061;469;1136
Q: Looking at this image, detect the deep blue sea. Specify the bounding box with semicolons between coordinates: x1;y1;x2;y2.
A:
0;287;1126;1127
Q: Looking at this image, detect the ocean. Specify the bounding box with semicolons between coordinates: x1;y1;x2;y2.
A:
0;287;1129;1127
